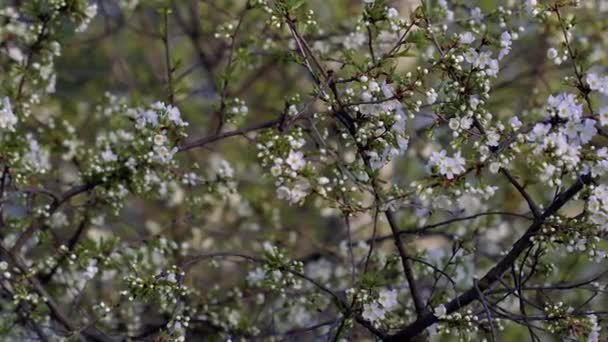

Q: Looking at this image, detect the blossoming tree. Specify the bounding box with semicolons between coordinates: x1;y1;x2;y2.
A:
1;0;607;341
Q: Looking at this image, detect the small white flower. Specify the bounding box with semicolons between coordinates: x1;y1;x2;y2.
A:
378;289;399;310
509;116;523;130
7;46;24;62
586;73;608;94
288;104;298;116
547;48;558;60
464;49;478;64
76;3;98;32
270;164;282;177
426;88;438;105
498;32;512;60
286;150;306;171
460;116;473;129
369;81;380;93
49;212;68;228
142;110;159;127
362;302;386;323
153;134;167;146
167;105;187;126
434;304;447;318
599;107;608;126
449;118;460;130
587;73;602;91
526;0;538;14
444;152;466;179
575;238;587;251
386;7;399;19
528;122;551;142
183;172;198;186
459;32;475;45
84;259;99;280
276;186;291;201
0;97;17;131
578;118;597;144
154;146;177;163
429;150;466;179
588;314;601;342
485;59;500;77
470;7;483;22
247;267;266;285
539;164;556;183
289;179;311;205
166;272;177;283
486;130;500;146
85;4;98;18
101;147;118;163
500;31;512;48
23;137;51;173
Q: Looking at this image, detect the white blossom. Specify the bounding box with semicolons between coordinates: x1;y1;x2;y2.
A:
509;116;522;130
23;136;51;173
459;32;475;45
586;73;608;94
362;302;385;324
378;289;398;310
429;150;466;179
498;31;512;60
101;147;118;163
286;150;306;171
0;97;17;131
434;304;447;318
547;48;558;60
588;314;601;342
426;88;438;105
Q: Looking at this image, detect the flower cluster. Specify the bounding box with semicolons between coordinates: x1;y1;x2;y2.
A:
246;243;304;292
257;128;314;205
524;93;598;184
360;289;400;326
428;150;466;180
354;78;410;170
78;101;190;208
544;302;600;341
225;97;249;123
434;309;487;339
131;102;188;163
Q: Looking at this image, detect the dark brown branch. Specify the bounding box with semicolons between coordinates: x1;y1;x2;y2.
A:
178;118;280;152
385;210;426;318
500;169;540;218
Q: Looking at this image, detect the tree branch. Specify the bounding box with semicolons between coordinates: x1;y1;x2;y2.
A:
385;210;426;318
387;173;592;341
